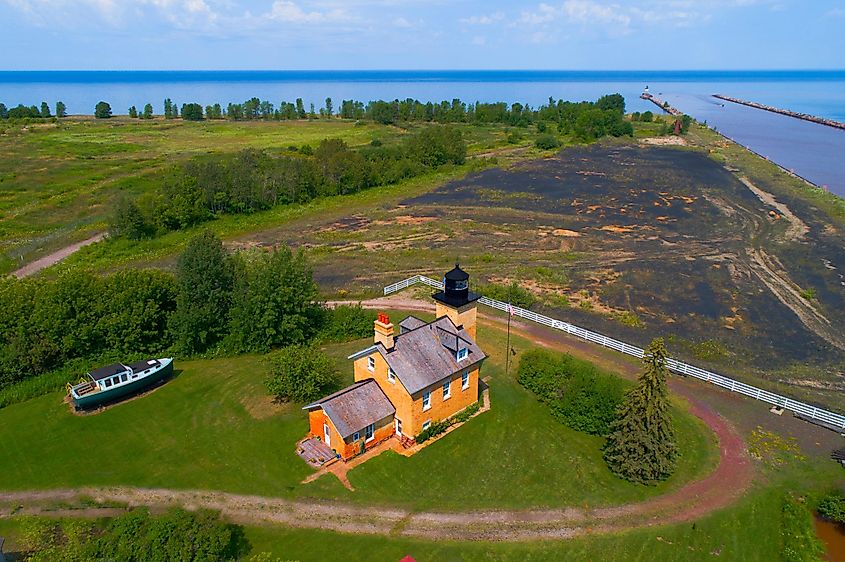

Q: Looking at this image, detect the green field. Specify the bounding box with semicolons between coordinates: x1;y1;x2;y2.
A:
0;313;716;510
0;117;535;274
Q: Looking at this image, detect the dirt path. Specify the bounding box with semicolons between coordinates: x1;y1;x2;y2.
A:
0;296;753;541
11;233;106;278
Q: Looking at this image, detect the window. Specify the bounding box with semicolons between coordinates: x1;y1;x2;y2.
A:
387;367;396;383
442;380;451;400
120;374;128;383
462;371;470;390
422;391;431;411
353;432;360;441
365;423;375;442
457;348;468;362
112;376;120;385
367;356;375;372
422;420;431;430
104;379;112;388
455;280;468;290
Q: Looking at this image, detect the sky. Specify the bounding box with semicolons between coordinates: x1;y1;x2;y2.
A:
1;0;843;70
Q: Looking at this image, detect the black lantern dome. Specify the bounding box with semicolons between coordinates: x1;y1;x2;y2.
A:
433;264;480;308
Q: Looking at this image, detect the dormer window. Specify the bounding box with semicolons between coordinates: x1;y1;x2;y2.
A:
387;367;396;383
457;348;468;362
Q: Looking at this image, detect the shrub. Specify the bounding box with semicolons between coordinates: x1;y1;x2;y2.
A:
415;400;482;444
315;304;377;343
518;348;628;436
818;492;845;523
535;134;561;150
477;281;536;309
266;344;338;403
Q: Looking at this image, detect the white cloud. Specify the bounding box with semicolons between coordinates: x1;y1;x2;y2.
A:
265;0;346;23
460;11;503;25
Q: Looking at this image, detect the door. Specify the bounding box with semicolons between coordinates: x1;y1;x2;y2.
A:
323;423;331;447
394;418;402;437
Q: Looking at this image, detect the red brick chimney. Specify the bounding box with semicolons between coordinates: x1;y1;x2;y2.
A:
374;312;394;350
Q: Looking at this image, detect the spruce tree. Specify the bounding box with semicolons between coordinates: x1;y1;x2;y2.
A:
603;337;677;484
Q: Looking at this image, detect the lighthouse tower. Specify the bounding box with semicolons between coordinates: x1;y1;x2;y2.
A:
432;264;480;340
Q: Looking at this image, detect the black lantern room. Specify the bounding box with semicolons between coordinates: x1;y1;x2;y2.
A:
432;264;480;308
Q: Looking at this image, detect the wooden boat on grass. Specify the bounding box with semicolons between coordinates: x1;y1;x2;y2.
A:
68;358;174;410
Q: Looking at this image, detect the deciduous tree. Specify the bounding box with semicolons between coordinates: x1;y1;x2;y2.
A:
94;101;112;119
266;344;338;403
170;230;234;354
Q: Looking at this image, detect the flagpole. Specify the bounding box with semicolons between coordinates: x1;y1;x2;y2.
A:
505;301;512;378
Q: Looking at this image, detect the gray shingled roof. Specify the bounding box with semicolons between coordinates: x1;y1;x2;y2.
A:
399;316;426;333
303;380;395;439
379;315;485;395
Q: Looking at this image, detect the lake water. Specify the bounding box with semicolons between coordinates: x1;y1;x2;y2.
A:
1;70;844;195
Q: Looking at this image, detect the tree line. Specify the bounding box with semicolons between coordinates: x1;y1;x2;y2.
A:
0;231;372;401
0;101;66;119
110;125;467;239
117;93;632;134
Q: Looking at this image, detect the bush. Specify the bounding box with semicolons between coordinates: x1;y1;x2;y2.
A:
818;492;845;523
266;344;338;403
415;400;481;444
477;281;536;309
535;134;560;150
316;304;377;343
518;348;628;436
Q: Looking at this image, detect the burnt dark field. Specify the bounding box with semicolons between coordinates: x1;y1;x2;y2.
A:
231;140;845;409
403;144;845;403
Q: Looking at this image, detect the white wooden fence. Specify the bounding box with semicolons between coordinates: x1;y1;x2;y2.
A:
384;275;845;432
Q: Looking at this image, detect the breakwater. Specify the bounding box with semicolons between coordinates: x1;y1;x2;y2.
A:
640;92;682;115
713;94;845;131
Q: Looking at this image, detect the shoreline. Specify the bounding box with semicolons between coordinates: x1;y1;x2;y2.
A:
713;94;845;131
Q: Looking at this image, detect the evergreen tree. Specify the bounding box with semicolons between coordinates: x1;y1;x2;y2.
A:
163;98;173;119
324;97;333;117
55;101;66;118
295;98;306;119
128;105;138;118
39;102;51;118
170;231;234;354
142;103;153;119
0;103;8;119
603;337;677;484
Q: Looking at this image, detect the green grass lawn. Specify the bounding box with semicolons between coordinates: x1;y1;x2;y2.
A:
0;313;716;511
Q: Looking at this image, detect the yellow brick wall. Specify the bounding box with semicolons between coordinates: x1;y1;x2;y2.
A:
354;351;482;439
338;414;394;459
409;365;479;435
434;302;477;340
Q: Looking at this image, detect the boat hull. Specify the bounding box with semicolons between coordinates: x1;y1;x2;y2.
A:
72;359;174;410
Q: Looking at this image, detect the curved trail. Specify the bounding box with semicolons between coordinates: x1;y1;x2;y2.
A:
11;233;105;278
0;297;752;541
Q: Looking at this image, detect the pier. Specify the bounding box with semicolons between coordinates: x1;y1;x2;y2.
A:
640;92;682;116
713;94;845;131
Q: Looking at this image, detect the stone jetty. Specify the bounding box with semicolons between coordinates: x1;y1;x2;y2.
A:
713;94;845;131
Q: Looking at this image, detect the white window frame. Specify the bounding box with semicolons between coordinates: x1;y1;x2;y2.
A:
461;371;470;390
422;391;431;411
442;380;451;400
422;420;431;430
364;423;375;442
457;348;468;362
367;356;375;372
387;367;396;383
